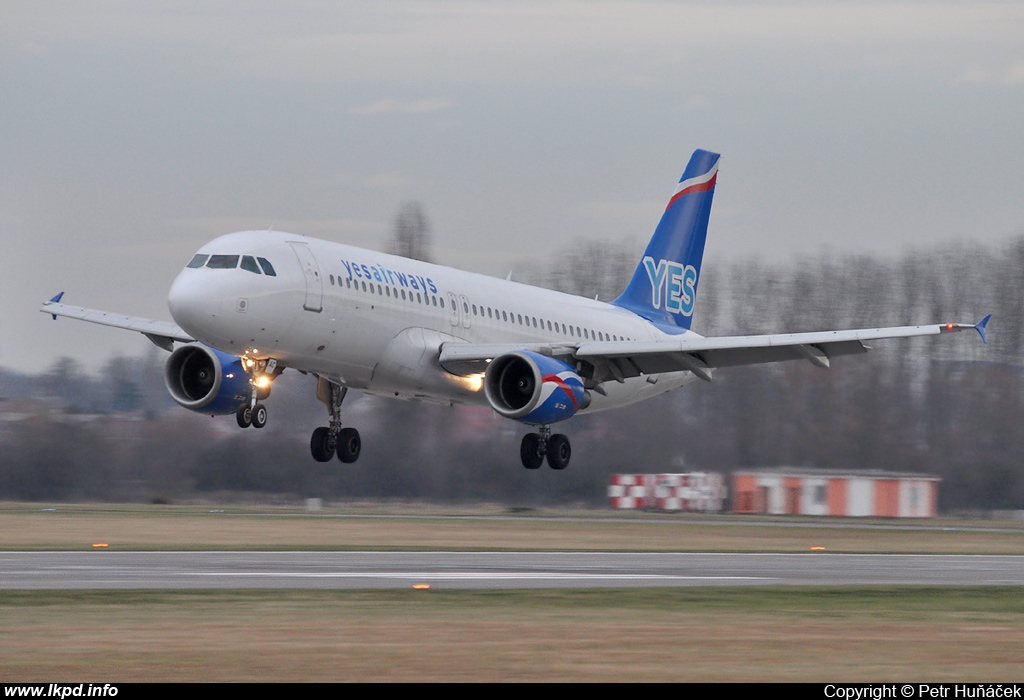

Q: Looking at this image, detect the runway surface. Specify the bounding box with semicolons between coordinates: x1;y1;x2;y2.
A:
1;552;1022;589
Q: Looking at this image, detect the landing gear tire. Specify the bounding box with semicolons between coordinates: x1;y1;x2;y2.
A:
310;427;334;463
251;404;268;429
546;433;571;470
336;427;361;463
520;433;544;470
236;407;252;429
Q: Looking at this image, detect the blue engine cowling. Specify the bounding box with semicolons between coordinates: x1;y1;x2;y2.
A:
483;350;588;426
164;343;252;415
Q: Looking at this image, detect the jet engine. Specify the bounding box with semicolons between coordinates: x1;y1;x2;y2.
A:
483;350;588;425
164;343;252;415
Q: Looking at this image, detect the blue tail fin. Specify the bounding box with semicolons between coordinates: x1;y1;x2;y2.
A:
611;149;719;332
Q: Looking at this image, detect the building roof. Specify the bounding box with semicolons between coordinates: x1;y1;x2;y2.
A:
732;467;941;482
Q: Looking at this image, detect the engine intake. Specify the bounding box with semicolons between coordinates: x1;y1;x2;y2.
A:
484;350;587;425
164;343;252;415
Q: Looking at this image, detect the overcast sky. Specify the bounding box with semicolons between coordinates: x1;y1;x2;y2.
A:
2;1;1023;374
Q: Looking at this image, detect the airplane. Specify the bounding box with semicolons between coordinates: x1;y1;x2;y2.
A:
41;149;990;470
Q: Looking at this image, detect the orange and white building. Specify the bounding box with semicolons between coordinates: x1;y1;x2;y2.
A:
731;468;940;518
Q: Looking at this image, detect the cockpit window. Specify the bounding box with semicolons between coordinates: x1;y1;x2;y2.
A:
186;254;209;269
206;255;239;269
240;256;261;274
257;257;277;276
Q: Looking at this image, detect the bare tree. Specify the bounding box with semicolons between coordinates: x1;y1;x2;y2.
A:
388;201;433;262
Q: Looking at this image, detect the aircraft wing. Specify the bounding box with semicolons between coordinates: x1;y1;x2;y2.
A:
40;293;193;352
438;317;990;381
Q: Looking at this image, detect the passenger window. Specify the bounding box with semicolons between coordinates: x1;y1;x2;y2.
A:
257;257;277;276
187;254;208;269
207;255;239;269
240;256;261;274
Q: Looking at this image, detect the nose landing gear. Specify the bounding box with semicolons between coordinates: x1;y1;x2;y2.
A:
236;359;280;430
236;403;268;429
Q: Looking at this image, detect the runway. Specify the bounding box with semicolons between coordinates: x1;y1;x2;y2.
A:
1;552;1022;589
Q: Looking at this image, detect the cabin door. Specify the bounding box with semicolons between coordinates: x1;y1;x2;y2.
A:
289;242;323;312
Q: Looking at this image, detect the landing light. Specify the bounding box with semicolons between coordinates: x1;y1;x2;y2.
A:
255;375;272;389
449;372;485;392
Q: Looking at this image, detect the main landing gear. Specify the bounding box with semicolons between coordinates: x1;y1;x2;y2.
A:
310;381;361;464
521;425;571;470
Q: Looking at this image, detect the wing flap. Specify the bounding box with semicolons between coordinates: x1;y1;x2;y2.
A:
438;342;576;375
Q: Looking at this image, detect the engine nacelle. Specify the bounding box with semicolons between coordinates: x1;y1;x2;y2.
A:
164;343;252;415
484;350;588;425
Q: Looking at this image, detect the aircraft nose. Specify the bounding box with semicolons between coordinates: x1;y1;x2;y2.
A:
168;269;221;339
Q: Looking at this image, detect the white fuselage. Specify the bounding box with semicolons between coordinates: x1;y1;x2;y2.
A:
168;231;697;411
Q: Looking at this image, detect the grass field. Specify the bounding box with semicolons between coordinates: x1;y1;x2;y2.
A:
2;502;1023;553
3;588;1023;681
2;503;1022;681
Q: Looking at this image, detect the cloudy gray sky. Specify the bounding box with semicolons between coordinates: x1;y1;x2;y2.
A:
2;1;1023;373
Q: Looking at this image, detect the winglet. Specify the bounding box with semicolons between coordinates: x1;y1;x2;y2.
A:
974;314;991;344
47;291;65;320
